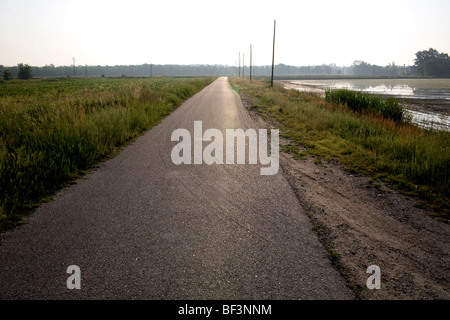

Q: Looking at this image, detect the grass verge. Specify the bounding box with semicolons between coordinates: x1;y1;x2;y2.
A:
230;77;450;221
0;77;215;232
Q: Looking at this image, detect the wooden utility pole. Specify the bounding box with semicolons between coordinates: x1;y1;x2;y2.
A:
238;52;241;77
271;20;276;87
250;44;253;82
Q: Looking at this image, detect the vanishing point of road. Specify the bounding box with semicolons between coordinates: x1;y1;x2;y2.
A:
0;77;353;299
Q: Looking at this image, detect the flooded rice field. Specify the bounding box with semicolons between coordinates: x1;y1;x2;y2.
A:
280;78;450;131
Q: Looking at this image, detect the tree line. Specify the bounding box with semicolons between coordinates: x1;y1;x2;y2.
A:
2;48;449;80
414;48;450;77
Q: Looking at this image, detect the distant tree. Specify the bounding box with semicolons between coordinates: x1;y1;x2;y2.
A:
2;68;13;80
351;60;373;76
414;48;450;76
385;61;401;76
17;63;33;79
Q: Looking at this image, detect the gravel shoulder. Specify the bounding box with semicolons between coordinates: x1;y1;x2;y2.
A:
240;92;450;300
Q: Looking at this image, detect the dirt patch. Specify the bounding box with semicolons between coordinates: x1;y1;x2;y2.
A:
240;92;450;300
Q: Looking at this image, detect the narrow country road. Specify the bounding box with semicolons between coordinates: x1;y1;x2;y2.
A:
0;77;353;299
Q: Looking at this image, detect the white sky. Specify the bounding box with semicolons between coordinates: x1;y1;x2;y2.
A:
1;0;449;67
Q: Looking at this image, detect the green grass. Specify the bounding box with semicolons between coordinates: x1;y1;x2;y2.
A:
325;89;405;123
230;77;450;220
0;77;215;232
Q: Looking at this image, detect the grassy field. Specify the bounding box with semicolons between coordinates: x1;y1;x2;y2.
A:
0;77;215;232
230;77;450;220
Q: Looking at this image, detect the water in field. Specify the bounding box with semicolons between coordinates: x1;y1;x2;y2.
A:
280;78;450;131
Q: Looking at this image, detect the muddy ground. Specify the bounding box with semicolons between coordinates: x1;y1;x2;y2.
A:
240;92;450;300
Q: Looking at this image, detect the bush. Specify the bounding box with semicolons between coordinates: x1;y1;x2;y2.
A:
325;89;404;123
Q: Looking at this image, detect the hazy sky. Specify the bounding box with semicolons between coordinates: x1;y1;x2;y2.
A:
1;0;449;67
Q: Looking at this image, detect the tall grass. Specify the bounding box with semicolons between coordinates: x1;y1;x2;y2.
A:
0;77;214;231
325;89;405;123
231;77;450;219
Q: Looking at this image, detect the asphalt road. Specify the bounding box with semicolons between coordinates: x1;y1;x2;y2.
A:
0;77;354;299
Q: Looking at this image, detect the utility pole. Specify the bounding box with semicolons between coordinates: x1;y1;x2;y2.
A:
150;63;153;78
250;44;253;82
238;52;241;77
271;20;276;87
243;53;245;77
73;57;76;77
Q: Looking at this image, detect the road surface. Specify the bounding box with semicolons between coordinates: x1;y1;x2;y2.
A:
0;77;353;299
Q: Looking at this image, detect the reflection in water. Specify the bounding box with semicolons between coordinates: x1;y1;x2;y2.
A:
356;84;414;96
287;80;450;100
404;109;450;131
281;79;450;131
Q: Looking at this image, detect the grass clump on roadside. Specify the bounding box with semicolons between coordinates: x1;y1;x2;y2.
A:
0;77;215;232
230;77;450;220
325;89;405;123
